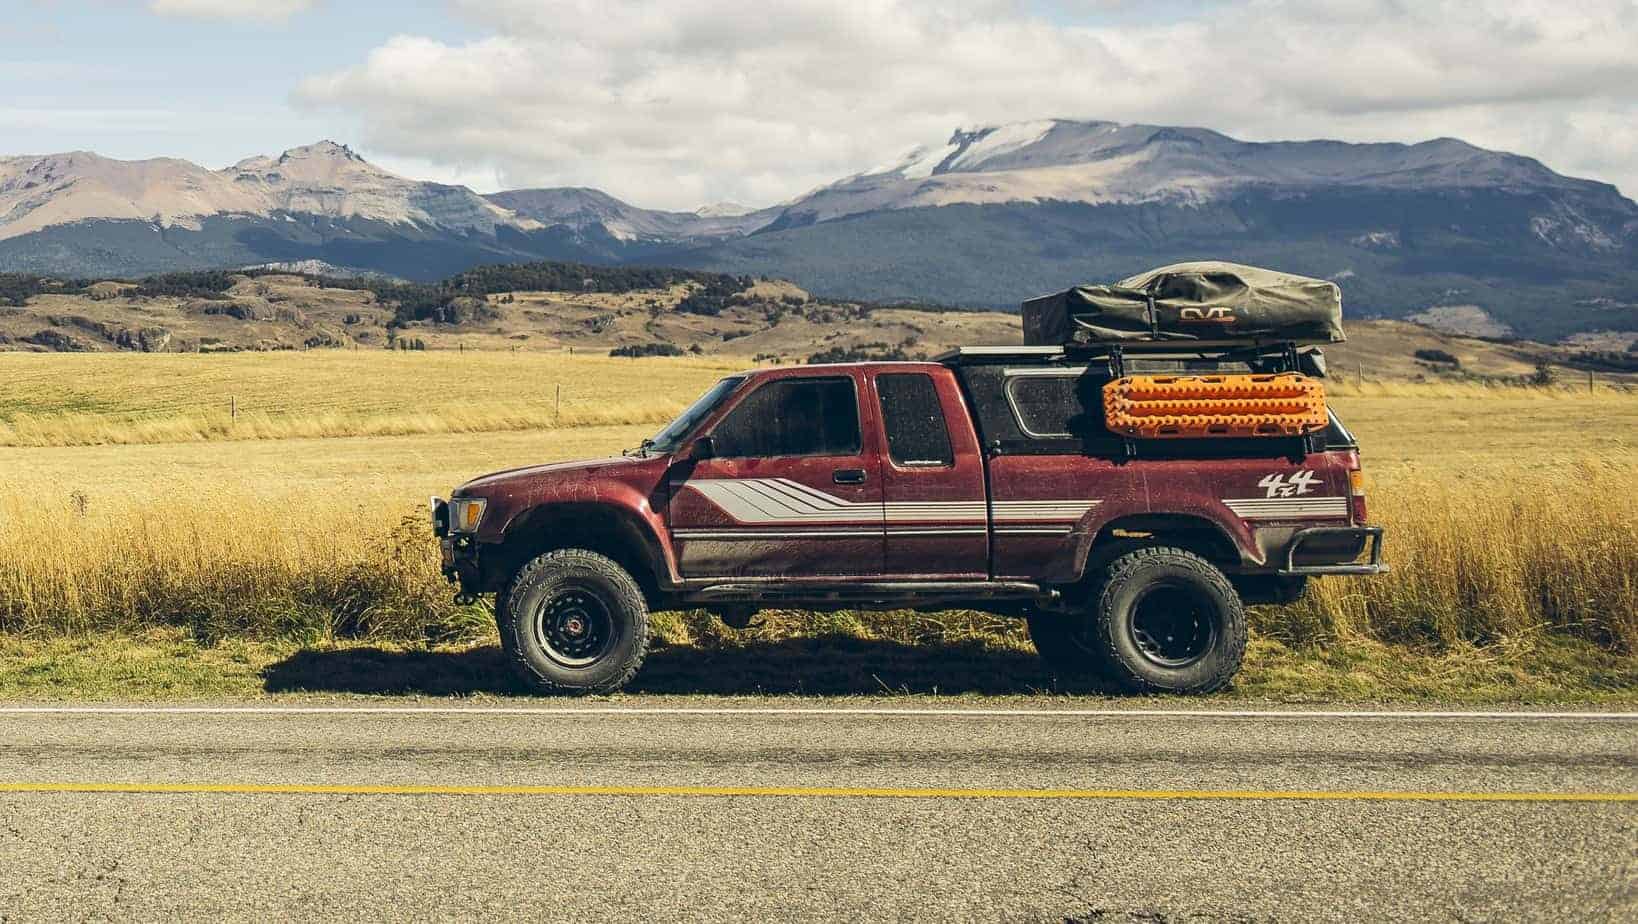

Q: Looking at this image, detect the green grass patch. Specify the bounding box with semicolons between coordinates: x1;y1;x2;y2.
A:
2;622;1632;704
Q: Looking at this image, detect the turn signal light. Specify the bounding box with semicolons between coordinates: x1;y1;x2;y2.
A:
1348;469;1368;523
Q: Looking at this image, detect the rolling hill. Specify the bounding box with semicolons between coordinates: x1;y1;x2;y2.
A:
2;265;1632;384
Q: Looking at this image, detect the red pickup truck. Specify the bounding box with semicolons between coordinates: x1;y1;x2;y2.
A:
434;342;1384;695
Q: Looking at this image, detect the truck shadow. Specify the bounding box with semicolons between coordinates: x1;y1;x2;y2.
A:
262;638;1084;697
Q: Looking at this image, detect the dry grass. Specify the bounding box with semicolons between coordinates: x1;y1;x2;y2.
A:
0;351;744;447
0;487;474;643
1279;455;1638;653
4;459;1629;658
1326;379;1634;400
0;354;1634;699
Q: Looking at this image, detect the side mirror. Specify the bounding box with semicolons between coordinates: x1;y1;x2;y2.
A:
690;435;717;460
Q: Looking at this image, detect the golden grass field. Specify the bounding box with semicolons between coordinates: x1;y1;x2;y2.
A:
0;352;1634;700
0;351;745;446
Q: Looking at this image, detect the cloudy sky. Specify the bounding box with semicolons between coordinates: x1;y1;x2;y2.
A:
7;0;1637;209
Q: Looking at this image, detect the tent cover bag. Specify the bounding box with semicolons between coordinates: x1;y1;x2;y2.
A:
1022;261;1345;345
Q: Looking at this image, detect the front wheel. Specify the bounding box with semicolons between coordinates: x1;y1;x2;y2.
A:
498;549;650;695
1028;546;1246;694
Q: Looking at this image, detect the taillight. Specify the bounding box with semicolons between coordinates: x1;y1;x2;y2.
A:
1348;469;1368;523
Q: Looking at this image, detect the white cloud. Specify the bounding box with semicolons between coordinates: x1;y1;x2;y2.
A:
148;0;317;23
294;0;1638;209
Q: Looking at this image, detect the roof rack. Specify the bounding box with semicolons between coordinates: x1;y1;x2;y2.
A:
937;341;1326;377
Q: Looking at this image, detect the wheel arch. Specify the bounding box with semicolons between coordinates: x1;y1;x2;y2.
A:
491;502;674;604
1076;512;1247;583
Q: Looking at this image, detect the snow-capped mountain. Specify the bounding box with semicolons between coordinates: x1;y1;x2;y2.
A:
691;120;1638;339
774;119;1622;227
2;121;1635;339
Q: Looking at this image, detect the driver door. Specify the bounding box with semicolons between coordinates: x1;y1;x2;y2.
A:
667;373;884;579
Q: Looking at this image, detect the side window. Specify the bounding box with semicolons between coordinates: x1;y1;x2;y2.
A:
711;377;861;458
876;373;954;466
1004;371;1106;439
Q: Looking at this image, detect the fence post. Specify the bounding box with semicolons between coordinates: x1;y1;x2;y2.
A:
230;395;237;421
555;384;562;421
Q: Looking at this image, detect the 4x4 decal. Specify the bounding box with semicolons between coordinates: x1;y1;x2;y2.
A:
1224;470;1344;520
1257;470;1321;498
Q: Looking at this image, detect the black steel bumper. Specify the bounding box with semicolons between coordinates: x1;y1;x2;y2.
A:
1277;526;1387;576
431;496;484;593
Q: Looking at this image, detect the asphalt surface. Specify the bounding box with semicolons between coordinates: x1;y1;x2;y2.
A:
0;701;1633;922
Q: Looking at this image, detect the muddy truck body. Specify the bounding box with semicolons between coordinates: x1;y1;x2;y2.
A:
434;341;1384;694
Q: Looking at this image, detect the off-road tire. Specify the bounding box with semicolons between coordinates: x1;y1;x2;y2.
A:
497;549;649;695
1028;546;1246;695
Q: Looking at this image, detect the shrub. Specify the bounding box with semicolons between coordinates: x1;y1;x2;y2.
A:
1414;348;1460;366
0;274;85;307
131;271;240;301
807;343;909;364
610;342;685;358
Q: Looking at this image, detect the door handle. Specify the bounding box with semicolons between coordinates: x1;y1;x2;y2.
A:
832;468;867;485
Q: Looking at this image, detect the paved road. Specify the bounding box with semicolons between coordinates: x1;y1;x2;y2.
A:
0;701;1633;922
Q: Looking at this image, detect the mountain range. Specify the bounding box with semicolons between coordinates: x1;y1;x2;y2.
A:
3;120;1636;341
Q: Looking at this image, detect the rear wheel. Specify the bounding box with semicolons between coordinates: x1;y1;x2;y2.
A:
1028;546;1246;694
498;549;649;695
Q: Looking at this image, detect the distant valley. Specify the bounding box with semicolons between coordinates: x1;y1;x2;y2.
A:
3;120;1637;342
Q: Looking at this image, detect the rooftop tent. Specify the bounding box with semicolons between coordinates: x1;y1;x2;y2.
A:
1022;261;1346;345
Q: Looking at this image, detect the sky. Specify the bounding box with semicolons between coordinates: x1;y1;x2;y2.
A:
5;0;1637;210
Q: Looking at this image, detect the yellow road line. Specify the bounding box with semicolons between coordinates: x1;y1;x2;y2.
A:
0;782;1633;802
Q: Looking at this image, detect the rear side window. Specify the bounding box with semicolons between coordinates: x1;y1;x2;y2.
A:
1005;371;1106;439
876;373;954;466
955;363;1125;456
711;377;861;458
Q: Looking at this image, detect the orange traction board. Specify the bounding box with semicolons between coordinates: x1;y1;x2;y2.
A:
1104;373;1327;439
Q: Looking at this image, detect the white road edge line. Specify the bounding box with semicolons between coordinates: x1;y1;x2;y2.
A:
0;706;1633;720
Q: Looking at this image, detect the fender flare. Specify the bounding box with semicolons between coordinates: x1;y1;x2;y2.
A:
497;499;680;593
1070;508;1253;581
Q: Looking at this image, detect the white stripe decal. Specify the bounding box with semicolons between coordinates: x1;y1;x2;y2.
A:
1224;497;1348;520
683;478;1098;526
673;531;880;540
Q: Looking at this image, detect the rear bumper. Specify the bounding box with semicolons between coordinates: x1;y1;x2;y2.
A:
1277;526;1387;576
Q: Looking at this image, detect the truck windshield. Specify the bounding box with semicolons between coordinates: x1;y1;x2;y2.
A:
644;376;747;454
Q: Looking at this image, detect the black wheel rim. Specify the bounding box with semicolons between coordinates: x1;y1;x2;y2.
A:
1128;582;1217;668
534;587;615;668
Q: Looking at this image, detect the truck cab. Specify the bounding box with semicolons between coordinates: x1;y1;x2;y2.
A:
435;342;1383;696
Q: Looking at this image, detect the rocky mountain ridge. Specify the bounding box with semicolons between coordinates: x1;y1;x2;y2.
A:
2;121;1635;340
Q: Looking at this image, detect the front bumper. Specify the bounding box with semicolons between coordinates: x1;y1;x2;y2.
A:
432;496;483;592
1277;526;1387;576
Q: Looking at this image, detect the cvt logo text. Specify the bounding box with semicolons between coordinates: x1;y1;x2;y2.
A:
1179;306;1237;324
1258;471;1320;498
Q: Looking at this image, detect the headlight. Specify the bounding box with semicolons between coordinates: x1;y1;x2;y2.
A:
448;497;488;535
